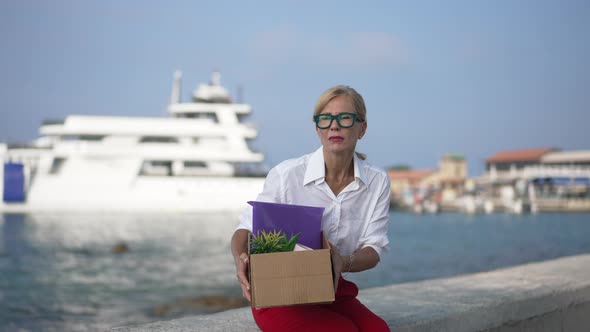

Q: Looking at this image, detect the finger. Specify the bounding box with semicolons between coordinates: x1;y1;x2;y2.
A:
239;252;249;263
241;285;251;302
240;277;250;290
237;271;250;290
242;284;251;301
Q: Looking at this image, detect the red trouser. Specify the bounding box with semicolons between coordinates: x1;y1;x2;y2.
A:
251;277;390;332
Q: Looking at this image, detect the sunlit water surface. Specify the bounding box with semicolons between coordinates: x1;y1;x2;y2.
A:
1;212;590;331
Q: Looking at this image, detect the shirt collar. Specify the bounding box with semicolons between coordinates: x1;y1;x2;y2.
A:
303;147;368;186
353;152;368;186
303;147;326;185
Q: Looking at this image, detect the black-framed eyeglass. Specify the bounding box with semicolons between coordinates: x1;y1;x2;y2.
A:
313;112;363;129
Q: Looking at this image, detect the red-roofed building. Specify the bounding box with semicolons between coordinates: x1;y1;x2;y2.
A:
387;168;436;208
480;147;590;212
485;147;558;181
486;147;557;165
387;169;436;194
387;154;468;209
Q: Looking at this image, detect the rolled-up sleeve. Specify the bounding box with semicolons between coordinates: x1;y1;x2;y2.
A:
236;166;284;231
359;175;391;259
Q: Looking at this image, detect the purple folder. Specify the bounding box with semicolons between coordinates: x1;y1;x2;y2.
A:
249;201;325;250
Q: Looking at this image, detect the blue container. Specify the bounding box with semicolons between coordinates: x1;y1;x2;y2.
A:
3;162;26;202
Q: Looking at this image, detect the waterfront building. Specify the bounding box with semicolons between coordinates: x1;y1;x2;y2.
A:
541;150;590;167
421;154;467;192
387;154;468;212
485;147;557;182
480;148;590;213
387;168;435;208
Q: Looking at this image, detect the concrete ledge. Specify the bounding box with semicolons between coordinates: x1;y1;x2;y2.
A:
108;254;590;332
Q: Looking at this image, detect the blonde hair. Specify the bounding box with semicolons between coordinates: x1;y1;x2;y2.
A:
313;85;367;160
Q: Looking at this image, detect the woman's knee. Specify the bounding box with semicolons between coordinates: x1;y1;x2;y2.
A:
252;306;360;332
359;315;390;332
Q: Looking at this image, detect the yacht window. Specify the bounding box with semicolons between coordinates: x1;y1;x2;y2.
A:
49;158;66;174
62;135;105;141
184;161;207;168
195;113;219;123
43;119;65;125
139;136;179;143
246;138;261;153
237;114;250;123
233;162;268;177
139;160;172;176
174;113;219;122
208;113;219;123
80;135;104;141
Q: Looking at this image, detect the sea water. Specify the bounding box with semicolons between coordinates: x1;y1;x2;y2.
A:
1;211;590;331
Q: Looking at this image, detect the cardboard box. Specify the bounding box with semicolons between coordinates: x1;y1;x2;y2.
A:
249;233;335;308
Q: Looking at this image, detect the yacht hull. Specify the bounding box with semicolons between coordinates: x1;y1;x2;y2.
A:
0;175;265;212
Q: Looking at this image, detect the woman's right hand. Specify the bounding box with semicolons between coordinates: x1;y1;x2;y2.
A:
231;229;252;302
235;252;251;302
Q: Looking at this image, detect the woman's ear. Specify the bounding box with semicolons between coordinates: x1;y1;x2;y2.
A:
360;121;367;138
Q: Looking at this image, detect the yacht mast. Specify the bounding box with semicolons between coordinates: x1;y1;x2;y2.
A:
170;70;182;104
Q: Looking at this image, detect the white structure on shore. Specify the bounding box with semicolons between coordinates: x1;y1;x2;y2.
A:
476;148;590;213
0;72;266;212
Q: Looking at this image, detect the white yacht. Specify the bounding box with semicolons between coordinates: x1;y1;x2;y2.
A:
0;72;267;212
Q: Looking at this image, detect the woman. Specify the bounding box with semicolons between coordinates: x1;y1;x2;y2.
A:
231;85;391;332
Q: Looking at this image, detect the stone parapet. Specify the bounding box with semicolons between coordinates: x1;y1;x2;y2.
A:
108;254;590;332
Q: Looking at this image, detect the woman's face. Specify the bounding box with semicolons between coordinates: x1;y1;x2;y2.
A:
316;95;367;156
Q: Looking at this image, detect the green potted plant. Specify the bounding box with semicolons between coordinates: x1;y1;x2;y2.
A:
250;230;300;254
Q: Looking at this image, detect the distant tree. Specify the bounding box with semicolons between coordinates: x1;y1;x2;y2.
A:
387;164;411;171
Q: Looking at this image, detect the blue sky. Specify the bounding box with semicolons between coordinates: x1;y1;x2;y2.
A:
1;0;589;175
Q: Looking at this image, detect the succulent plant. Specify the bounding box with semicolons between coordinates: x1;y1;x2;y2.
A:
250;230;301;254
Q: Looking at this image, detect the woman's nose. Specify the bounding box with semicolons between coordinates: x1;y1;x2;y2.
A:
329;119;341;130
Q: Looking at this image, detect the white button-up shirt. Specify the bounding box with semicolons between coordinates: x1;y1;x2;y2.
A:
237;147;390;258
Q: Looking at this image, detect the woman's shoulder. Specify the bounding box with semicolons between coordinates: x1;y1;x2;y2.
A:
271;152;313;174
358;158;390;185
358;158;387;175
